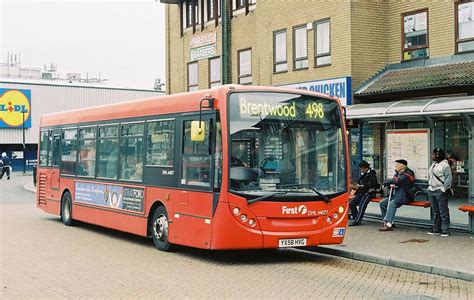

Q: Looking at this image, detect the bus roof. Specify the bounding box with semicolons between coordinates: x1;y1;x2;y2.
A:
40;85;340;127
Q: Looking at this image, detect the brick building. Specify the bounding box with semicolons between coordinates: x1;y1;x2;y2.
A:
162;0;474;231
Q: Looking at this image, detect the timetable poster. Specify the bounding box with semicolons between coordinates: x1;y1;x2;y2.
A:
75;181;144;213
385;129;430;180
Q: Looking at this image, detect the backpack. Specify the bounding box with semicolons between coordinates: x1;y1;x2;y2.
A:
406;184;422;201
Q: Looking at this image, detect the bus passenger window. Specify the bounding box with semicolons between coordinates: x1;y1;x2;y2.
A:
78;127;97;177
97;125;119;179
60;128;78;175
181;120;211;187
147;120;175;167
120;123;144;181
39;131;49;166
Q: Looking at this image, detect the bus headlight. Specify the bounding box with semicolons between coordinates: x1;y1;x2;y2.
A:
333;213;338;219
338;206;344;214
327;217;332;223
229;204;259;229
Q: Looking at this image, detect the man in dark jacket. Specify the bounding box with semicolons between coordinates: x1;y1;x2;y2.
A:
379;159;415;231
1;152;12;180
349;160;379;226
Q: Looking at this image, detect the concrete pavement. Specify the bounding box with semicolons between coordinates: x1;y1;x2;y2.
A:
315;221;473;281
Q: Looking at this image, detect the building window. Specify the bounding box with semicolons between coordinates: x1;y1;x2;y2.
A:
315;19;331;67
402;9;429;61
207;0;220;21
273;29;287;73
233;0;256;12
293;25;308;70
235;0;245;10
456;1;474;53
209;57;221;87
188;62;199;91
238;48;252;84
186;0;199;28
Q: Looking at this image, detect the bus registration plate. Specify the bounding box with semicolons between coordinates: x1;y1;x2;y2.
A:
278;238;307;248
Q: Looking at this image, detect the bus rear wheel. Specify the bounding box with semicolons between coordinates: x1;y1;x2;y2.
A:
151;206;172;251
61;191;74;226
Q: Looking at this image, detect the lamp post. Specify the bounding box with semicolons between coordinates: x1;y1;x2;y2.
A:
22;109;28;174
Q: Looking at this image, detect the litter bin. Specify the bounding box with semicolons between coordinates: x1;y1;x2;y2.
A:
33;166;37;186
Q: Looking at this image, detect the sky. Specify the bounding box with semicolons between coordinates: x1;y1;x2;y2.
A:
0;0;166;90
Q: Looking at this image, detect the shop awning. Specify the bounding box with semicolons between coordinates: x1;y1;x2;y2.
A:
354;53;474;98
346;95;474;120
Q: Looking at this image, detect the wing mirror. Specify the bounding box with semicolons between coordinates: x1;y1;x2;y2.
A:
191;121;205;142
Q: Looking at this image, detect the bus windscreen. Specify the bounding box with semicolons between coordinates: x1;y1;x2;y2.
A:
229;92;346;199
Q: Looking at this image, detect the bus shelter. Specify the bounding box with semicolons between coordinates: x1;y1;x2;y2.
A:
346;95;474;232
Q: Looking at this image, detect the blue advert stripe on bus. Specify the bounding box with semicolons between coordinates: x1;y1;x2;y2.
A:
75;181;144;213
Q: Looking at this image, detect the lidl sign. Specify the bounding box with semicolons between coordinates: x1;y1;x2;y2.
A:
0;89;31;128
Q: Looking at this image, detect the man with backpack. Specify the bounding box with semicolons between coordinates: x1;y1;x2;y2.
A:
427;148;452;237
379;159;415;231
1;152;12;180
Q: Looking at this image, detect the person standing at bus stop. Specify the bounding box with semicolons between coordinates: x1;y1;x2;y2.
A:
427;148;452;237
379;159;415;231
1;152;12;180
348;160;379;226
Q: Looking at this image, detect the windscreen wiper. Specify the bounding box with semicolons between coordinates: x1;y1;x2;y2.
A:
277;184;330;203
247;191;287;205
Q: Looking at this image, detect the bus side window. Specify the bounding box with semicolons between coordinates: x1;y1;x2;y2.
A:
51;133;61;167
119;123;144;182
77;127;97;177
60;128;78;175
39;130;49;166
147;120;175;167
214;121;222;190
181;120;211;187
97;125;119;179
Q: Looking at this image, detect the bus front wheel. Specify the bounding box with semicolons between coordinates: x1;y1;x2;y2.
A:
61;192;74;226
151;206;172;251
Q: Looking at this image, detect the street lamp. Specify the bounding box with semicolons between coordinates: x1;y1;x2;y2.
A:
22;108;28;174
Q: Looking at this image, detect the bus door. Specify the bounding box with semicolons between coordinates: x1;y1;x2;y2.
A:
50;130;61;194
172;114;215;249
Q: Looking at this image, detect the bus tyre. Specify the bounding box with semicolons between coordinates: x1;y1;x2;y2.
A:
151;206;172;251
61;192;74;226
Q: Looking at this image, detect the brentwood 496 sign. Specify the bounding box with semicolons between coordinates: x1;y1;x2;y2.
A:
0;88;31;128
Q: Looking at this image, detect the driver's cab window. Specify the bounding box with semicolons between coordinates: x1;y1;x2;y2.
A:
181;120;211;187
